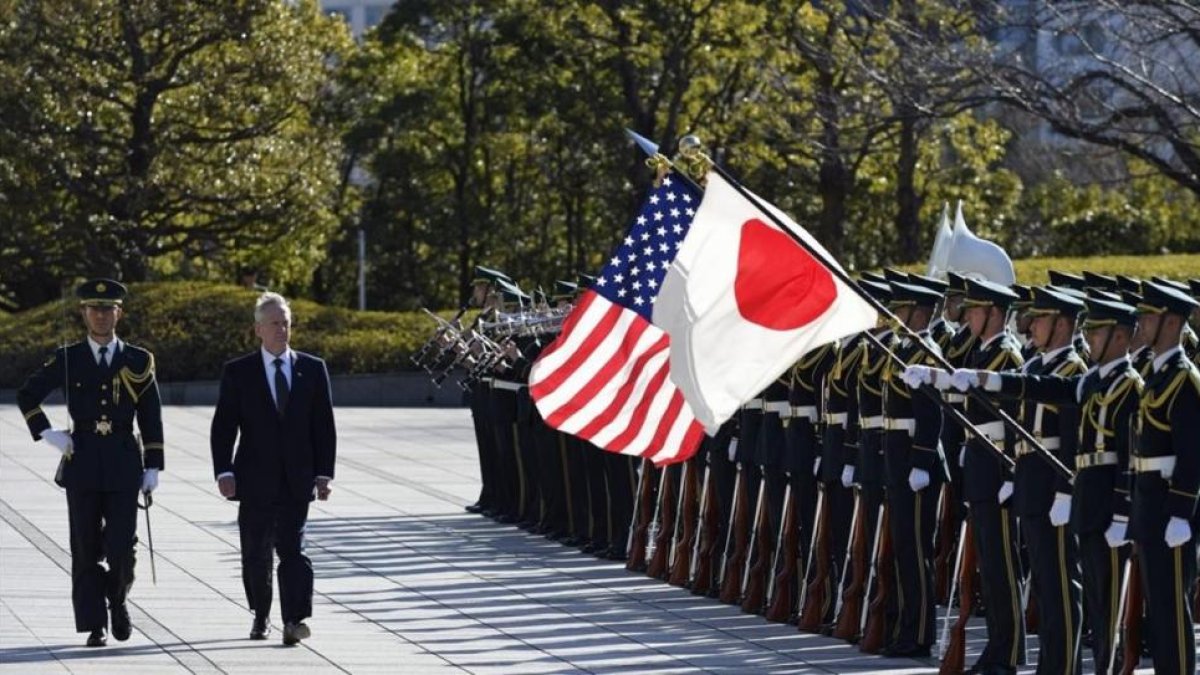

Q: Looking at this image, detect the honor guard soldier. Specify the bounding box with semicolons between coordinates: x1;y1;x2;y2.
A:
465;266;511;517
1126;281;1199;675
946;277;1028;674
880;282;945;657
17;279;163;647
1008;287;1088;674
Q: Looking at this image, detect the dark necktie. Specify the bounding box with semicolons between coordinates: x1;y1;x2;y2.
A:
274;357;289;415
98;345;109;369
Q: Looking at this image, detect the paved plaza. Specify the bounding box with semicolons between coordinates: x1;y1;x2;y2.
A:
0;405;1172;673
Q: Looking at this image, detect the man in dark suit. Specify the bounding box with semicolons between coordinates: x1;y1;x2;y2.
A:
210;292;336;646
17;278;164;648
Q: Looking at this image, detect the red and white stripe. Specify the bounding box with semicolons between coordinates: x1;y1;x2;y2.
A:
529;290;706;465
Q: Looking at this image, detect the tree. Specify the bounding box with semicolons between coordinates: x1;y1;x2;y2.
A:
0;0;353;309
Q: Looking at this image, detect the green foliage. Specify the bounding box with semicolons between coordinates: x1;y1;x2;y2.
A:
0;0;355;308
0;282;467;388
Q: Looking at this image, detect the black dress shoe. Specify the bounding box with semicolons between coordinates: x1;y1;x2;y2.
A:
86;628;107;647
250;616;270;640
559;536;581;547
464;502;484;514
282;621;310;646
110;603;131;641
881;643;931;658
603;546;628;561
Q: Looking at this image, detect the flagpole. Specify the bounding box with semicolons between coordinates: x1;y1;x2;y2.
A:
628;131;1070;482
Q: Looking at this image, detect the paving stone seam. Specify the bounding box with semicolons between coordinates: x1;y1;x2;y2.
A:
0;494;220;674
0;596;73;673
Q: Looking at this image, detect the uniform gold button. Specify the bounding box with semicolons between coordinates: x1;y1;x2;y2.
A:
102;385;108;390
100;415;107;420
101;400;107;405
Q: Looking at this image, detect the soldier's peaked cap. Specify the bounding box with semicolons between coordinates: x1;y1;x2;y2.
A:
1028;286;1085;317
76;278;127;307
473;266;511;284
963;277;1019;308
889;281;941;307
1138;281;1199;316
1081;297;1137;329
1047;270;1087;290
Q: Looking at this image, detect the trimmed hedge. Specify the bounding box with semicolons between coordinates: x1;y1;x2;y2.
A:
2;255;1198;388
0;282;472;388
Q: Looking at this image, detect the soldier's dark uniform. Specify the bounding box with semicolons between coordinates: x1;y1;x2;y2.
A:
1010;288;1088;675
465;265;512;518
16;279;163;644
959;278;1026;675
880;282;945;655
938;274;978;591
848;281;895;625
806;331;865;626
989;296;1141;673
781;341;835;609
1128;282;1199;675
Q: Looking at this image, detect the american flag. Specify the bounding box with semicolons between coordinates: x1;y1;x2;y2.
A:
529;171;706;464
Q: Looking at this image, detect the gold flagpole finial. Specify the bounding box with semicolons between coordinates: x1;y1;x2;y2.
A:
675;134;711;186
645;153;672;187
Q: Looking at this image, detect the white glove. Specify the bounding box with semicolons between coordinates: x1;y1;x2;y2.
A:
141;468;159;493
950;369;980;392
901;365;934;389
1165;516;1192;548
1104;517;1129;548
812;456;821;477
41;428;73;455
1049;492;1071;526
997;480;1013;504
727;438;738;463
908;468;931;492
841;465;855;488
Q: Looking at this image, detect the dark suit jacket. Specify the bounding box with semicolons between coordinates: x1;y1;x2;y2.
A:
210;350;336;503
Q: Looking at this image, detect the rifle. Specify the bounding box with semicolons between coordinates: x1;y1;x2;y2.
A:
625;460;654;572
690;463;720;596
718;465;752;604
1023;577;1039;635
1111;549;1142;675
933;483;955;605
797;485;831;632
859;504;893;654
740;475;773;614
645;466;676;579
668;457;700;587
939;520;976;675
764;481;799;623
832;491;867;641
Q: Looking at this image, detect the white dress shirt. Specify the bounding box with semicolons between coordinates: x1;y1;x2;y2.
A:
87;336;122;366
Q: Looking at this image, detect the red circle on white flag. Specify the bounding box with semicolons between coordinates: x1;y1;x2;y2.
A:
734;218;836;329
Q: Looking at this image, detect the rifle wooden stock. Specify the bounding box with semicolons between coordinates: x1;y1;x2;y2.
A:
1118;550;1142;675
939;521;976;675
718;467;751;604
690;465;720;596
646;467;676;579
668;459;700;587
860;505;893;654
933;484;954;605
625;460;654;572
764;482;799;623
832;492;868;641
1024;583;1039;635
741;477;772;614
798;486;831;633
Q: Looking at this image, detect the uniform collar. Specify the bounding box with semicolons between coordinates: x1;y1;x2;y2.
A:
86;335;122;362
1152;345;1182;373
978;330;1006;352
1039;344;1073;366
1097;354;1129;379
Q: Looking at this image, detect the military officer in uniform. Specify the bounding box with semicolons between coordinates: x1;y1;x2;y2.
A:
16;279;164;647
1126;282;1199;674
880;281;945;657
938;278;1027;675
